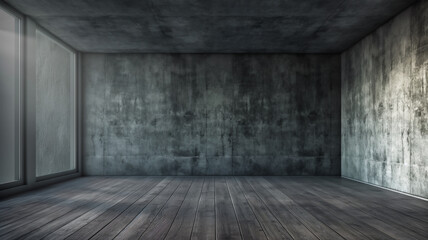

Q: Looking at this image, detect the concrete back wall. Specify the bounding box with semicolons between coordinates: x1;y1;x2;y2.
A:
82;54;340;175
341;0;428;198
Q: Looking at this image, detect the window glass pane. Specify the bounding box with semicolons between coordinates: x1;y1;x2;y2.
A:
35;30;76;177
0;7;20;185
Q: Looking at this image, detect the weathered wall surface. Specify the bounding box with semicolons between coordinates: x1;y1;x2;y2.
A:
83;54;340;175
341;0;428;197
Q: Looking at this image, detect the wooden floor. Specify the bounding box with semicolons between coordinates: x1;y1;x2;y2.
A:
0;177;427;240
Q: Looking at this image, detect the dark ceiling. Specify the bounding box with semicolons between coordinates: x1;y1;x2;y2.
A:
4;0;417;53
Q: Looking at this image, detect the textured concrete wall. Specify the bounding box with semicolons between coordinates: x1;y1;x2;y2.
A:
341;0;428;198
83;54;340;175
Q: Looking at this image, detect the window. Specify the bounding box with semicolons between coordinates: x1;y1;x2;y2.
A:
0;6;21;185
35;29;76;177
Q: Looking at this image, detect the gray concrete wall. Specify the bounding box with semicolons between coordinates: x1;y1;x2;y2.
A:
341;0;428;198
83;54;341;175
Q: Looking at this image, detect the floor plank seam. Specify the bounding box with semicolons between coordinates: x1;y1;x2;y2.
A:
269;177;350;240
110;177;173;239
243;177;296;239
294;177;422;240
89;177;162;240
319;178;428;239
63;177;147;240
161;178;195;240
225;177;244;240
21;177;132;240
0;177;120;239
271;177;349;239
189;177;205;240
272;177;378;240
245;177;300;240
231;176;269;240
136;177;184;239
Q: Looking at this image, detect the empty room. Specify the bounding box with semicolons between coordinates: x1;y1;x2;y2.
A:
0;0;427;239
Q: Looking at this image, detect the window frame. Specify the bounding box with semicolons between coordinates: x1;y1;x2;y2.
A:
0;6;81;197
31;24;78;181
0;2;24;190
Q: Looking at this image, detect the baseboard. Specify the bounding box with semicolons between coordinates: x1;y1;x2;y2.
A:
342;176;428;202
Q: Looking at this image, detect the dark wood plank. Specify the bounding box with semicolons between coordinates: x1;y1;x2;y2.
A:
139;177;193;239
0;177;102;212
333;178;428;211
65;177;160;240
191;177;215;240
296;177;424;240
0;177;127;239
43;178;154;240
226;177;267;240
268;177;382;240
325;177;428;222
215;177;242;240
250;177;344;240
314;177;428;239
90;177;172;240
274;177;397;239
0;177;107;228
164;177;204;240
114;177;183;239
235;177;298;240
17;177;138;240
